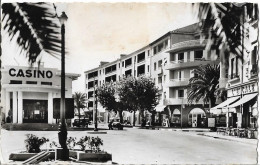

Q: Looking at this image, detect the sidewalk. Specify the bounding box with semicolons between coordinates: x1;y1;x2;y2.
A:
197;132;257;145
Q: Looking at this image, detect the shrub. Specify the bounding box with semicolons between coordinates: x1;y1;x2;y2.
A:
24;134;49;153
88;136;103;153
49;137;76;150
77;136;90;151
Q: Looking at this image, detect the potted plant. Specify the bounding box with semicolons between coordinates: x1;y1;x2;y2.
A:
9;134;49;161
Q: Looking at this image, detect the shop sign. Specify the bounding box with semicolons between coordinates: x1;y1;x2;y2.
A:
9;68;53;79
208;118;215;127
228;82;258;97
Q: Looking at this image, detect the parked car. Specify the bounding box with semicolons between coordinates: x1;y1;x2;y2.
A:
72;119;89;128
108;119;123;130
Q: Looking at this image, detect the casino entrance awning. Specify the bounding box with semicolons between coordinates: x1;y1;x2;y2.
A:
210;96;240;113
228;93;258;108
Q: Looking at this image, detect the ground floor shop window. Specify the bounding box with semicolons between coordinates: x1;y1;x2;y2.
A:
23;100;48;123
171;109;181;127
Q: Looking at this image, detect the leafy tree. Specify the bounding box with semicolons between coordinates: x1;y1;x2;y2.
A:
2;3;62;64
96;82;124;123
118;76;159;126
187;64;220;108
73;92;87;122
193;3;258;58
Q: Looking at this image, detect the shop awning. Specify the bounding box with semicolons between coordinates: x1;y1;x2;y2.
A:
210;96;240;110
155;105;166;112
228;93;258;108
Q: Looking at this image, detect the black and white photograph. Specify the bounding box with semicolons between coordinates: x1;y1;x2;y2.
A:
0;1;258;164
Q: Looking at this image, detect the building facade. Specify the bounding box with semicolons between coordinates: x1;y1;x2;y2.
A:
85;23;219;127
211;5;259;130
1;65;80;124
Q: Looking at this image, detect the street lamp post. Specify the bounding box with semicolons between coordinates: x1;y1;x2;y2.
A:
93;80;98;131
56;11;69;161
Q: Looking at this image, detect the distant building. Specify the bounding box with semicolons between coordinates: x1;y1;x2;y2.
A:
84;22;219;127
1;65;80;124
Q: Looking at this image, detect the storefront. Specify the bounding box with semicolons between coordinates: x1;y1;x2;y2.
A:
1;65;80;124
211;82;258;128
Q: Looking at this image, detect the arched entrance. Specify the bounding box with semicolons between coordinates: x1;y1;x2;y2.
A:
188;108;206;127
171;109;181;127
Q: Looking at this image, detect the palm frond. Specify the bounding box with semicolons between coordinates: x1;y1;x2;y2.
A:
2;3;61;64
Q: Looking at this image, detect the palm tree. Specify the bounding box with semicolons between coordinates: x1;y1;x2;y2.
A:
193;3;258;58
2;3;61;64
73;92;87;122
187;64;220;109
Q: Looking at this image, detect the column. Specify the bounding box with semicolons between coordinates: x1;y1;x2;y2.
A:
48;92;54;124
17;91;23;124
5;91;10;121
12;91;18;123
219;48;228;88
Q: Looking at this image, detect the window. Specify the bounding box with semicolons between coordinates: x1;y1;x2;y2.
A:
41;82;52;85
164;75;166;82
164;40;168;48
119;63;120;68
178;71;182;80
10;80;22;84
178;53;184;61
158;60;162;68
148;50;150;57
158;76;162;84
231;57;239;79
122;61;124;67
137;65;145;76
158;42;164;52
194;50;203;59
251;45;258;74
154;62;157;71
153;47;157;55
147;65;150;72
26;81;37;84
86;84;88;88
125;58;132;67
178;90;184;98
137;52;145;63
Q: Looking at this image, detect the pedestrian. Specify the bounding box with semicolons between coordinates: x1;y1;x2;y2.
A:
108;119;114;130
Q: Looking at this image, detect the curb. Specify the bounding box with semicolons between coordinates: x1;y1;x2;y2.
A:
198;133;257;145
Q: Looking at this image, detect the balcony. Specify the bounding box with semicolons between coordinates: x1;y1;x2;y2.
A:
164;98;204;105
165;58;218;70
164;98;188;105
125;64;132;69
165;78;189;87
105;70;117;77
168;39;208;53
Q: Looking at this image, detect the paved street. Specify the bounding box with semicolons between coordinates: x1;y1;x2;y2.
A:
0;127;257;164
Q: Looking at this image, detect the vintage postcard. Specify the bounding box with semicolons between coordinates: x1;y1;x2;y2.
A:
0;1;258;164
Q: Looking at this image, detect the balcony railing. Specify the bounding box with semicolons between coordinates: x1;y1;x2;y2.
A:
170;78;190;82
170;58;209;64
165;78;189;87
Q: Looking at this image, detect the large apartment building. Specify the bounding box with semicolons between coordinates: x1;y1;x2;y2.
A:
211;5;259;131
85;22;219;127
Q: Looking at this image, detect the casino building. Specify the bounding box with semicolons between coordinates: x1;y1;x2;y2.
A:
1;65;80;124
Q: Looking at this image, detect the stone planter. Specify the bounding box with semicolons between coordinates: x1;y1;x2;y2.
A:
77;151;112;162
9;151;55;161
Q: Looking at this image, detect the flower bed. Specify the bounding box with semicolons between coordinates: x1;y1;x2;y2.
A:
9;134;112;163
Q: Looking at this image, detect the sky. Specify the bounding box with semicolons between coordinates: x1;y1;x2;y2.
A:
1;2;198;93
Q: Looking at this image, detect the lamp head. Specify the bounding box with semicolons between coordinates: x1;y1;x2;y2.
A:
59;12;68;25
